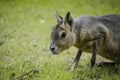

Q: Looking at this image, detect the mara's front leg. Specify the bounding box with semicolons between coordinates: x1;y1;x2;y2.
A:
71;50;82;70
90;41;98;69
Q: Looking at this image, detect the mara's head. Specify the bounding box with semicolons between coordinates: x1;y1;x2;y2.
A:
49;11;76;54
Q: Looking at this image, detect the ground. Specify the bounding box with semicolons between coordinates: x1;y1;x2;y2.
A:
0;0;120;80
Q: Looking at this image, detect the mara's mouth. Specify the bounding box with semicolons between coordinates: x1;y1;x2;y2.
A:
51;51;60;55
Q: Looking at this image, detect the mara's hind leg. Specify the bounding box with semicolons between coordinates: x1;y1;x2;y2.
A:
96;61;115;67
96;61;119;74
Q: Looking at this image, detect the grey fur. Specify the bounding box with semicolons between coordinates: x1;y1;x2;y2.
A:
50;11;120;70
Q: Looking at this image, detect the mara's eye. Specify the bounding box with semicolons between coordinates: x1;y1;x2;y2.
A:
61;32;66;38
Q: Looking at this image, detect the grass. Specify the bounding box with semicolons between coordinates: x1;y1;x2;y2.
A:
0;0;120;80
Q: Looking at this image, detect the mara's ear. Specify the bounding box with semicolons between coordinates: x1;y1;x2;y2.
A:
65;12;73;27
55;11;63;24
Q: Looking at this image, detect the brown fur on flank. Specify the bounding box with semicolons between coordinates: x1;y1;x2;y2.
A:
50;11;120;70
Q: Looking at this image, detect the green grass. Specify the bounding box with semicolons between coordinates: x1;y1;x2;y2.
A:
0;0;120;80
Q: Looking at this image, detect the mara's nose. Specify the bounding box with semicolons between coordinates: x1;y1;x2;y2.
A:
49;45;55;51
50;47;55;51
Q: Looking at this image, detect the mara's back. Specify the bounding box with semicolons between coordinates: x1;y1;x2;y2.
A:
97;14;120;34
